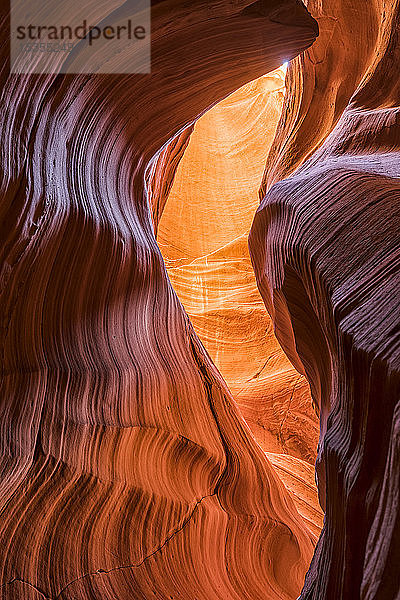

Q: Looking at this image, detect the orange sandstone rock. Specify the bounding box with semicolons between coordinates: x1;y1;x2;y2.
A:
0;1;318;599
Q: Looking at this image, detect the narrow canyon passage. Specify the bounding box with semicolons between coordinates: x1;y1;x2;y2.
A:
2;0;399;597
157;67;323;537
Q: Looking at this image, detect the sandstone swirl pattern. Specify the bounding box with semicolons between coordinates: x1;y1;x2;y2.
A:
250;0;400;598
0;1;318;599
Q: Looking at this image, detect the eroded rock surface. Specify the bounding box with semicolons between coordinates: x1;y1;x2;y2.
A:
250;1;400;597
0;1;318;599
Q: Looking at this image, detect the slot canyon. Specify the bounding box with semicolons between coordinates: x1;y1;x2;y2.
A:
0;1;399;599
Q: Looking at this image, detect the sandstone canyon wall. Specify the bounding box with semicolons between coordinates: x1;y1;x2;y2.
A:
1;0;399;598
250;0;400;598
0;1;319;599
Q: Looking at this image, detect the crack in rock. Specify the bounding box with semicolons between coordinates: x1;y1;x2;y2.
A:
1;493;216;599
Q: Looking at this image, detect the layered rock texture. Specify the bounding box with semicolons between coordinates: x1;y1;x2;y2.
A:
1;0;399;598
0;1;319;599
250;0;400;598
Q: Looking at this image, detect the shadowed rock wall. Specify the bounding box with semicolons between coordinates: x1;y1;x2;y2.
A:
0;1;318;599
250;1;400;597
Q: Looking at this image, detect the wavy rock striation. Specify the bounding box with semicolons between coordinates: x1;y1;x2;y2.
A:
250;0;400;598
0;1;318;599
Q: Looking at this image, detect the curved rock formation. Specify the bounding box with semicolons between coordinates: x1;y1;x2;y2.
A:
250;0;400;598
0;1;319;599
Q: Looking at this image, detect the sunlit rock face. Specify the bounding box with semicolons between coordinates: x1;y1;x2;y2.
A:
157;67;323;537
0;1;319;599
250;0;400;598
